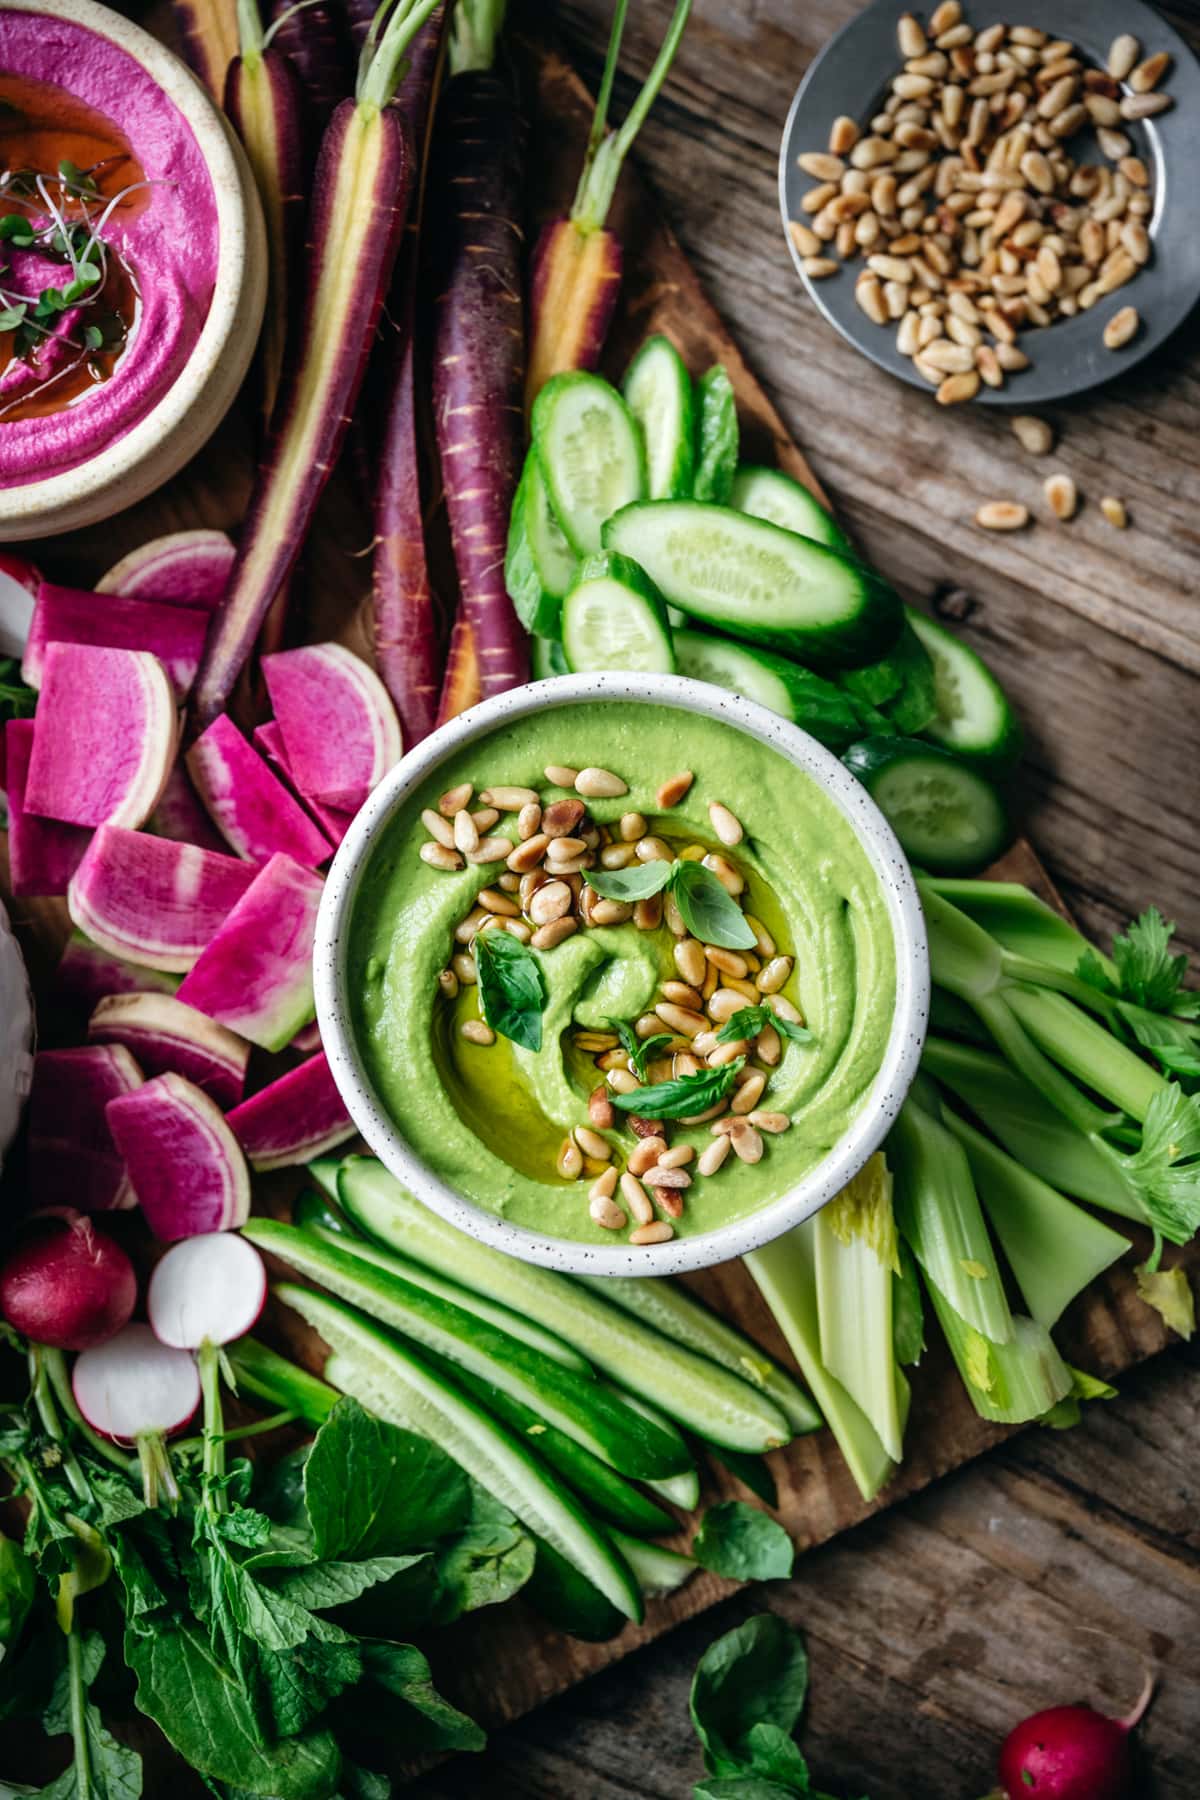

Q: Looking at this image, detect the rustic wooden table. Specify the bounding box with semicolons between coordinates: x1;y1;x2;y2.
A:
412;2;1200;1795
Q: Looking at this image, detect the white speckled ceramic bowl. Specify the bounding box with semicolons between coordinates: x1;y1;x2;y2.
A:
315;674;930;1277
0;0;266;541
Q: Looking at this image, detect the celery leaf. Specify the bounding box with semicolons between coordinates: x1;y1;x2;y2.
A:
1118;1084;1200;1244
1135;1262;1195;1340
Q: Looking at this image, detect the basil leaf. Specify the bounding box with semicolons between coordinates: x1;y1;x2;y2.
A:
672;860;757;950
474;928;548;1052
611;1058;743;1120
584;859;676;901
692;1502;794;1583
717;1005;812;1047
610;1018;674;1082
689;1613;809;1781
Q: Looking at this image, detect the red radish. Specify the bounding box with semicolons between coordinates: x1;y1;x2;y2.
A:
148;1232;267;1350
190;0;439;730
525;0;691;407
253;719;352;848
21;581;209;696
24;644;176;832
225;0;306;424
96;530;235;612
262;642;402;811
226;1049;355;1168
149;760;231;855
28;1046;144;1213
435;612;483;725
73;1321;201;1506
4;719;90;899
58;932;179;1013
169;0;239;99
68;826;259;971
0;1209;137;1351
266;0;353;134
0;549;39;657
176;852;323;1051
186;713;332;866
88;992;250;1109
107;1072;251;1241
996;1676;1154;1800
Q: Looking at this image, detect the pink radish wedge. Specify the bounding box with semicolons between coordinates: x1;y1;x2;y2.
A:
176;852;323;1051
88;992;250;1108
58;932;179;1012
253;720;353;848
227;1049;354;1168
24;644;176;832
73;1321;201;1506
69;826;259;971
4;719;90;899
0;548;39;657
0;1209;137;1351
96;529;235;612
187;713;331;866
290;1019;322;1053
21;581;209;697
148;1233;267;1350
28;1046;144;1213
149;759;231;855
107;1072;251;1241
190;0;439;730
262;642;402;811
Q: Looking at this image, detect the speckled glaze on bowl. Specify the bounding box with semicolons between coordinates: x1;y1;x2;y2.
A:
315;674;931;1277
0;0;266;541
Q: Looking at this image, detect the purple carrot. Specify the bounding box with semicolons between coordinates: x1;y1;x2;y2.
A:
225;0;307;425
428;0;528;701
191;0;438;734
171;0;240;100
268;0;355;131
526;0;691;407
341;0;377;52
435;611;481;725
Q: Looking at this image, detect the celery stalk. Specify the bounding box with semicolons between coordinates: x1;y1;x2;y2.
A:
814;1154;904;1462
941;1110;1130;1326
929;1297;1073;1424
922;878;1116;982
1004;986;1165;1123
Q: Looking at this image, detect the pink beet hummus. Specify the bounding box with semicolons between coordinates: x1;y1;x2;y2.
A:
0;11;219;484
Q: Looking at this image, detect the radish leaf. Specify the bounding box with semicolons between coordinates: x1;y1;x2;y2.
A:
303;1397;468;1560
692;1502;793;1584
689;1612;809;1779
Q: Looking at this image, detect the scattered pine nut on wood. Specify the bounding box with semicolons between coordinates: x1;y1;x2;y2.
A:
976;500;1030;531
1104;305;1140;350
1100;496;1129;529
1044;473;1078;521
1011;414;1054;455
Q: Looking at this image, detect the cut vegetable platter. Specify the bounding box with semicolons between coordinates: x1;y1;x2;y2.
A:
1;7;1197;1778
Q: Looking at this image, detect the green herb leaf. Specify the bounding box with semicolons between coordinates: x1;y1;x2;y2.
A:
346;1640;487;1755
40;1632;142;1800
0;215;34;247
693;1778;807;1798
303;1397;469;1561
611;1057;744;1120
609;1017;674;1082
0;1530;34;1656
704;1446;778;1510
1113;908;1190;1012
272;1551;430;1612
0;304;26;330
429;1482;536;1625
1118;1083;1200;1245
672;859;757;950
692;1502;794;1583
474;927;548;1053
584;859;676;901
690;1613;809;1779
717;1004;812;1047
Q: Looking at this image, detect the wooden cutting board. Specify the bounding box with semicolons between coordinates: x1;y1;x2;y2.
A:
2;16;1196;1771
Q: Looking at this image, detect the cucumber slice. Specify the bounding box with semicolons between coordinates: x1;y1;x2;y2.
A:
561;551;675;675
843;737;1010;873
611;1531;697;1598
906;607;1023;771
603;501;902;667
839;621;938;737
524;1539;627;1641
293;1187;358;1238
730;464;855;558
305;1155;345;1200
595;1381;700;1509
532;371;646;555
506;450;578;638
692;365;738;505
673;628;860;747
284;1285;642;1621
623;334;694;500
530;634;568;681
337;1158;792;1453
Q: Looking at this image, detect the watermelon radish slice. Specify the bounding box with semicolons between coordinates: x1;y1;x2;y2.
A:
4;719;90;898
226;1050;355;1168
69;826;259;972
88;992;249;1108
262;642;402;812
186;714;331;867
107;1072;251;1241
28;1045;144;1212
290;1019;322;1053
176;853;323;1051
96;529;235;613
0;550;39;657
147;1233;267;1349
58;932;179;1011
21;581;209;697
149;760;230;854
24;644;176;831
253;721;353;849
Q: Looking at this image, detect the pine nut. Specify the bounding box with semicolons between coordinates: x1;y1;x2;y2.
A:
530;917;577;951
619;1171;654;1223
541;765;574;788
589;1191;626;1230
655;1002;707;1037
1044;473;1078;520
607;1067;639;1094
1120;155;1149;188
658;1144;695;1171
589;1164;618;1200
995;342;1030;371
467;837;511;865
438;967;458;999
591;898;633;927
673;938;706;987
923;339;974;373
635;836;673;863
706;946;749;979
936;369;981;404
749;1111;792;1134
423;807;458;848
975;344;1003;393
1103;304;1139;349
479;786;536;810
661;980;703;1009
462;1020;494;1046
730;1124;765;1165
1011;413;1053;454
557;1138;583;1179
702;853;744;896
528;880;570;925
1100;496;1128;529
664;894;687;937
451;952;477;983
789;218;822;258
478;887;519;916
453;809;479;854
633;896;662;932
1130;51;1170;93
731;1072;767;1115
829;114;859;155
574;1125;612;1162
976;500;1029;530
798;150;845;182
756;1024;782;1067
420;841;463;871
753;955;792;995
627;1136;667;1174
630;1221;674;1246
574;767;627;799
744;916;775;957
708;1039;748;1067
1120;221;1150;266
697;1136;732;1177
706;988;746;1024
507;832;550;872
897;11;926;57
438;782;473;817
1107;33;1139;80
1121;92;1171;120
650;1165;691;1189
656;771;693;808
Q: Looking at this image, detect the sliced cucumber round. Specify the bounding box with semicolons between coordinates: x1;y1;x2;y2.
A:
506;449;578;637
532;371;646;556
843;736;1010;873
603;500;902;667
730;464;855;557
530;634;569;681
692;364;738;505
906;607;1023;771
673;628;860;747
623;334;694;500
561;551;675;676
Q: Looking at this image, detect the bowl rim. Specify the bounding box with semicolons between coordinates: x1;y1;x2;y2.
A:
314;672;931;1277
0;0;263;524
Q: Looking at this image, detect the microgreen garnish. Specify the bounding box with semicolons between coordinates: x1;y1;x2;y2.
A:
716;1004;812;1047
609;1018;673;1082
583;857;756;951
474;929;547;1052
610;1057;744;1120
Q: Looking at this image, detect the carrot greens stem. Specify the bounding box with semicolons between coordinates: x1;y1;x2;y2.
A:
358;0;435;110
570;0;691;233
448;0;507;74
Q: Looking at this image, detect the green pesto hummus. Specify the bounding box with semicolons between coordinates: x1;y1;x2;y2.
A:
348;702;897;1244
